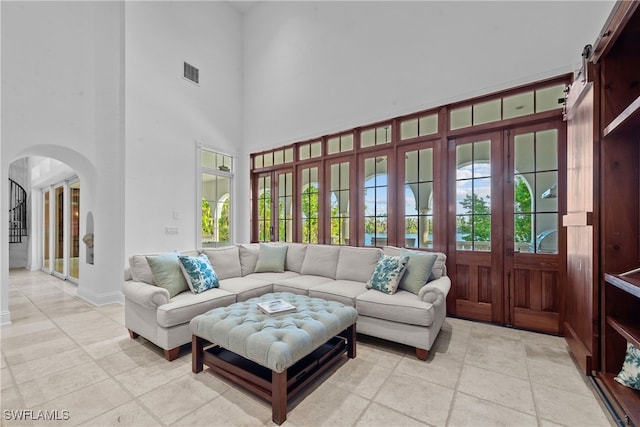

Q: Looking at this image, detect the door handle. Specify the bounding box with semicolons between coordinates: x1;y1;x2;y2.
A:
506;249;520;255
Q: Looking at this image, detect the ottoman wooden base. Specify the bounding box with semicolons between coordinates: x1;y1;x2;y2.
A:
192;324;356;425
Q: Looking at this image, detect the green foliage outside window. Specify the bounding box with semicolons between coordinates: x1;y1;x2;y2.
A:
457;194;491;242
202;197;230;243
514;176;533;243
258;190;271;241
301;185;319;243
202;198;213;235
218;202;230;242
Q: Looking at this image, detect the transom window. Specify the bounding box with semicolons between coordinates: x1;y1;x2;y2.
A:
249;75;568;251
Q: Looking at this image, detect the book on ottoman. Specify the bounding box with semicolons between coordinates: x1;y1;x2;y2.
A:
257;299;297;315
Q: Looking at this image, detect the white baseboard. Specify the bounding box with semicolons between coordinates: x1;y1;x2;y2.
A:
0;310;12;326
77;288;124;306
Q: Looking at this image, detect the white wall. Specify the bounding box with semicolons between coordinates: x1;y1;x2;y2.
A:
237;1;614;242
124;1;243;256
1;1;125;321
243;1;614;150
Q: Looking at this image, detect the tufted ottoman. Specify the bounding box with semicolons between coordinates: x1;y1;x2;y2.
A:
190;292;358;425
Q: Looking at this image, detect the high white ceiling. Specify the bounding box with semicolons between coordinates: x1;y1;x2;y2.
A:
226;1;259;14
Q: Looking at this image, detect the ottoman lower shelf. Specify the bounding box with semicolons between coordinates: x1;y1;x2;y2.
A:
192;324;356;425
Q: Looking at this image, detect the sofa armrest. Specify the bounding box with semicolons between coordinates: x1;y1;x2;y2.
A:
417;276;451;306
122;280;170;309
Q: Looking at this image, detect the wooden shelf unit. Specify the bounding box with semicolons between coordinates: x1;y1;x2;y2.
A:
565;1;640;425
599;273;640;426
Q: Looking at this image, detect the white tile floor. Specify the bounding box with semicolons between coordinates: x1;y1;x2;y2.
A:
1;269;616;426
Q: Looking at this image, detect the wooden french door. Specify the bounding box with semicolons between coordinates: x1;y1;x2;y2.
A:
254;169;294;243
449;123;564;333
503;122;564;334
448;132;504;323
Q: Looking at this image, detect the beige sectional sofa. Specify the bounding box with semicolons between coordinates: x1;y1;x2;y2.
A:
123;243;450;361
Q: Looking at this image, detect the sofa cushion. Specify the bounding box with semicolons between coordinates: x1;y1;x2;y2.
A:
238;244;259;276
309;279;368;307
366;255;410;295
178;254;219;294
282;243;307;273
146;252;189;298
301;244;341;279
245;271;299;283
129;250;199;285
356;289;435;327
156;288;236;328
384;246;446;281
273;275;334;295
254;243;288;273
202;246;242;280
336;246;381;282
218;277;273;302
129;254;156;285
399;250;438;294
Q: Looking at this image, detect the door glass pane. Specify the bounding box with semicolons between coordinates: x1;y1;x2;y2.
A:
278;172;293;242
456;141;492;251
535;129;558;171
363;155;388;246
405;148;434;249
68;182;80;280
513;128;559;254
43;190;50;270
535;214;558;253
202;174;231;247
301;167;319;243
257;175;271;242
515;133;535;173
329;162;350;245
536;171;558;212
54;186;64;274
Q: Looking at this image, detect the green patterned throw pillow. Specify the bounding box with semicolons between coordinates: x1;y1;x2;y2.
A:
366;255;410;294
178;254;219;294
614;342;640;390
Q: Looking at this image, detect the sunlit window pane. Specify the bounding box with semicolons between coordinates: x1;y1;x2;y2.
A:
515;133;535;173
450;106;472;130
284;148;294;163
274;150;284;165
419;114;438;136
536;129;558;171
254;155;263;169
473;99;501;125
401;118;419;140
536;84;565;113
503;91;534;119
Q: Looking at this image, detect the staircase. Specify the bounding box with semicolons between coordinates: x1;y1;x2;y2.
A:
9;179;28;243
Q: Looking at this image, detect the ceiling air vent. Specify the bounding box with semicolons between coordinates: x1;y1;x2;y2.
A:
183;62;199;85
